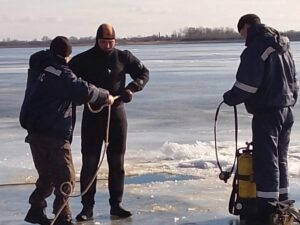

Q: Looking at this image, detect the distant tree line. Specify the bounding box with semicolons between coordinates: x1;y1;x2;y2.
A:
119;27;300;43
0;36;96;48
1;27;300;48
283;30;300;41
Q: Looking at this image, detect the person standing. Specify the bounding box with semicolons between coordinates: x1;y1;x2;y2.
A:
20;36;114;225
69;23;149;221
223;14;298;225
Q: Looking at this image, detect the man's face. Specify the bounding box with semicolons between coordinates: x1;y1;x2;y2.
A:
239;24;250;39
98;39;116;53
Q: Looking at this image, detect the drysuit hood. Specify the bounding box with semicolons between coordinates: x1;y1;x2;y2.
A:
246;24;290;54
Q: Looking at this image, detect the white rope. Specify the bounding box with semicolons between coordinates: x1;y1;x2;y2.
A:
87;95;119;114
51;100;113;225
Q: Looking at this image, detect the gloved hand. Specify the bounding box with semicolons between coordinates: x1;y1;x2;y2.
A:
121;89;133;103
223;90;234;106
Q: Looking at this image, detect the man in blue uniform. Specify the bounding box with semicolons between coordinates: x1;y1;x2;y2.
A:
20;36;114;225
223;14;298;224
69;24;149;221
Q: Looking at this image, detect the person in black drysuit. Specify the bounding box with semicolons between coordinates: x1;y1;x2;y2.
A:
223;14;298;225
69;24;149;221
20;36;114;225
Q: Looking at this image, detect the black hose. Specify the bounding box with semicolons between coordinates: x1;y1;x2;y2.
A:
214;101;238;183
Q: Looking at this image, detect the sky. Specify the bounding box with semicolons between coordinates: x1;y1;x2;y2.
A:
1;0;299;41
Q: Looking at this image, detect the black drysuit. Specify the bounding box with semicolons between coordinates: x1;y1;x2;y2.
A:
69;46;149;207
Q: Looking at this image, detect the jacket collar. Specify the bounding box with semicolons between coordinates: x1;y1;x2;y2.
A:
245;24;263;46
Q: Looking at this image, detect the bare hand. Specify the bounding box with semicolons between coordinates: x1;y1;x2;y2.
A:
107;95;115;105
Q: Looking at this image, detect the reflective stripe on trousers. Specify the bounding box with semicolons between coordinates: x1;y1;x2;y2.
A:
252;107;294;203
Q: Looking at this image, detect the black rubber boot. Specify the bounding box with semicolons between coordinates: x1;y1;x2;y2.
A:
24;206;51;225
75;205;93;221
110;204;132;218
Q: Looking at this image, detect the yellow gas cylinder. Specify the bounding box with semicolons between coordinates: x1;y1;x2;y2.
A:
238;152;256;198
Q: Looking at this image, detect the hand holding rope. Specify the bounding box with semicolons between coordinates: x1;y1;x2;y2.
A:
86;95;119;113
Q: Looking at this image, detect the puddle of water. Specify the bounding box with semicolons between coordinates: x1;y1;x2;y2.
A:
125;172;199;184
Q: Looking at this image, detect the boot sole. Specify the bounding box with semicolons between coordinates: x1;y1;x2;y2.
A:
24;217;51;225
75;215;93;222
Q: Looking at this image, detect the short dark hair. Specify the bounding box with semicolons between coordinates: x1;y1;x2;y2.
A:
237;14;261;32
50;36;72;57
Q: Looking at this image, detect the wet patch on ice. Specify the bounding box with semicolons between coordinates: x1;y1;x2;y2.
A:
125;172;199;185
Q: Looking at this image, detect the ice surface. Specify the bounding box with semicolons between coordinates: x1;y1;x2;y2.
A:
1;175;300;225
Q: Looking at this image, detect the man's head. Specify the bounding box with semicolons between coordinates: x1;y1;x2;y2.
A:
50;36;72;58
96;23;116;53
237;14;261;39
